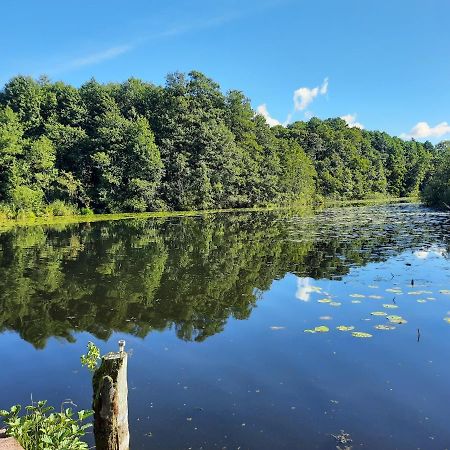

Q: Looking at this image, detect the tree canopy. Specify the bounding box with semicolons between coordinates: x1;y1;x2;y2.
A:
0;72;439;218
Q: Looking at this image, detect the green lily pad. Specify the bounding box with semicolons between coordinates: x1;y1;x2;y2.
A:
383;304;398;309
387;315;407;324
336;325;355;331
351;300;362;304
329;302;342;307
304;326;330;333
440;290;450;295
318;298;332;303
368;295;383;299
417;299;427;303
352;331;373;338
350;294;365;298
444;317;450;324
371;311;387;316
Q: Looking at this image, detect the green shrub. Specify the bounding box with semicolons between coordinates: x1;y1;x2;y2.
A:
0;204;15;221
0;401;92;450
79;207;94;216
10;186;44;213
45;200;77;217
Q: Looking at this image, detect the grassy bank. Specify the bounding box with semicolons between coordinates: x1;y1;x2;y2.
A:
0;196;419;231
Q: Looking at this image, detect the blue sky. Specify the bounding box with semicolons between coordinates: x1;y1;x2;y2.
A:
2;0;449;142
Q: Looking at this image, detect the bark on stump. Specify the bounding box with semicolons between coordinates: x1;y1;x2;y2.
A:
93;341;129;450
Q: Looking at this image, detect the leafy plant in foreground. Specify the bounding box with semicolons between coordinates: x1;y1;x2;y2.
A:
0;401;92;450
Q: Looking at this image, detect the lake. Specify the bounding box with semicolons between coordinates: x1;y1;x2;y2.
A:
1;203;450;449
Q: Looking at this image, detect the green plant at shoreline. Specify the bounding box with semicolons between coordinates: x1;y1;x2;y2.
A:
0;345;98;448
0;401;92;450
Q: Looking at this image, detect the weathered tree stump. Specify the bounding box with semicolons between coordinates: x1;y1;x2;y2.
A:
93;341;129;450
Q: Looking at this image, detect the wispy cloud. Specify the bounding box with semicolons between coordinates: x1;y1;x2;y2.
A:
63;45;133;71
53;11;242;74
341;113;364;129
400;121;450;140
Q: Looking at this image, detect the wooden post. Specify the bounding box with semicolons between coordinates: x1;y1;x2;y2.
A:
92;340;129;450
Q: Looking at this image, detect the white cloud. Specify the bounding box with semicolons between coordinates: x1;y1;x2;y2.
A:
257;77;328;127
293;78;328;111
341;113;364;129
256;104;281;126
295;277;323;302
401;121;450;140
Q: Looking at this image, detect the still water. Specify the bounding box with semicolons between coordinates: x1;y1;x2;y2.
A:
1;203;450;449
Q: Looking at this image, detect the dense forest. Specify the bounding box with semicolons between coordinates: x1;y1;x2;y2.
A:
0;71;445;218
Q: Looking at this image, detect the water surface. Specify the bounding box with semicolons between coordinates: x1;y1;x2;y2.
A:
1;203;450;449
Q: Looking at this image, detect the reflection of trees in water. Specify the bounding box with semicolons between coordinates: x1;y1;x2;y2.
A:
0;205;446;348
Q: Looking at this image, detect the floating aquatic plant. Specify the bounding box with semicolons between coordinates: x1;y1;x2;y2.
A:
351;331;373;338
304;326;330;333
374;324;396;330
371;311;387;316
383;304;398;309
336;325;355;331
387;315;407;324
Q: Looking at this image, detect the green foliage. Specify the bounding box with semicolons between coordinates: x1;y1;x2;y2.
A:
0;401;92;450
0;72;436;216
422;142;450;209
80;341;101;372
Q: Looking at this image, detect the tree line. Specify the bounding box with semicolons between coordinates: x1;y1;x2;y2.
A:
0;71;443;217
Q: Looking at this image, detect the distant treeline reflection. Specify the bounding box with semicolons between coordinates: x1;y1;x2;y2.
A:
0;205;443;348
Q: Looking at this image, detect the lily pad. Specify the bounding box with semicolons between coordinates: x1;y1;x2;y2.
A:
383;304;398;309
350;294;365;298
329;302;342;307
318;298;332;303
336;325;355;331
417;299;427;303
444;317;450;324
304;326;330;333
387;315;407;324
351;300;362;304
440;290;450;295
351;331;373;338
371;311;387;316
368;295;383;299
374;324;396;330
386;288;403;294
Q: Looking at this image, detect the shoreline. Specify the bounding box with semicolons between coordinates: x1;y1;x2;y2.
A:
0;196;419;230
